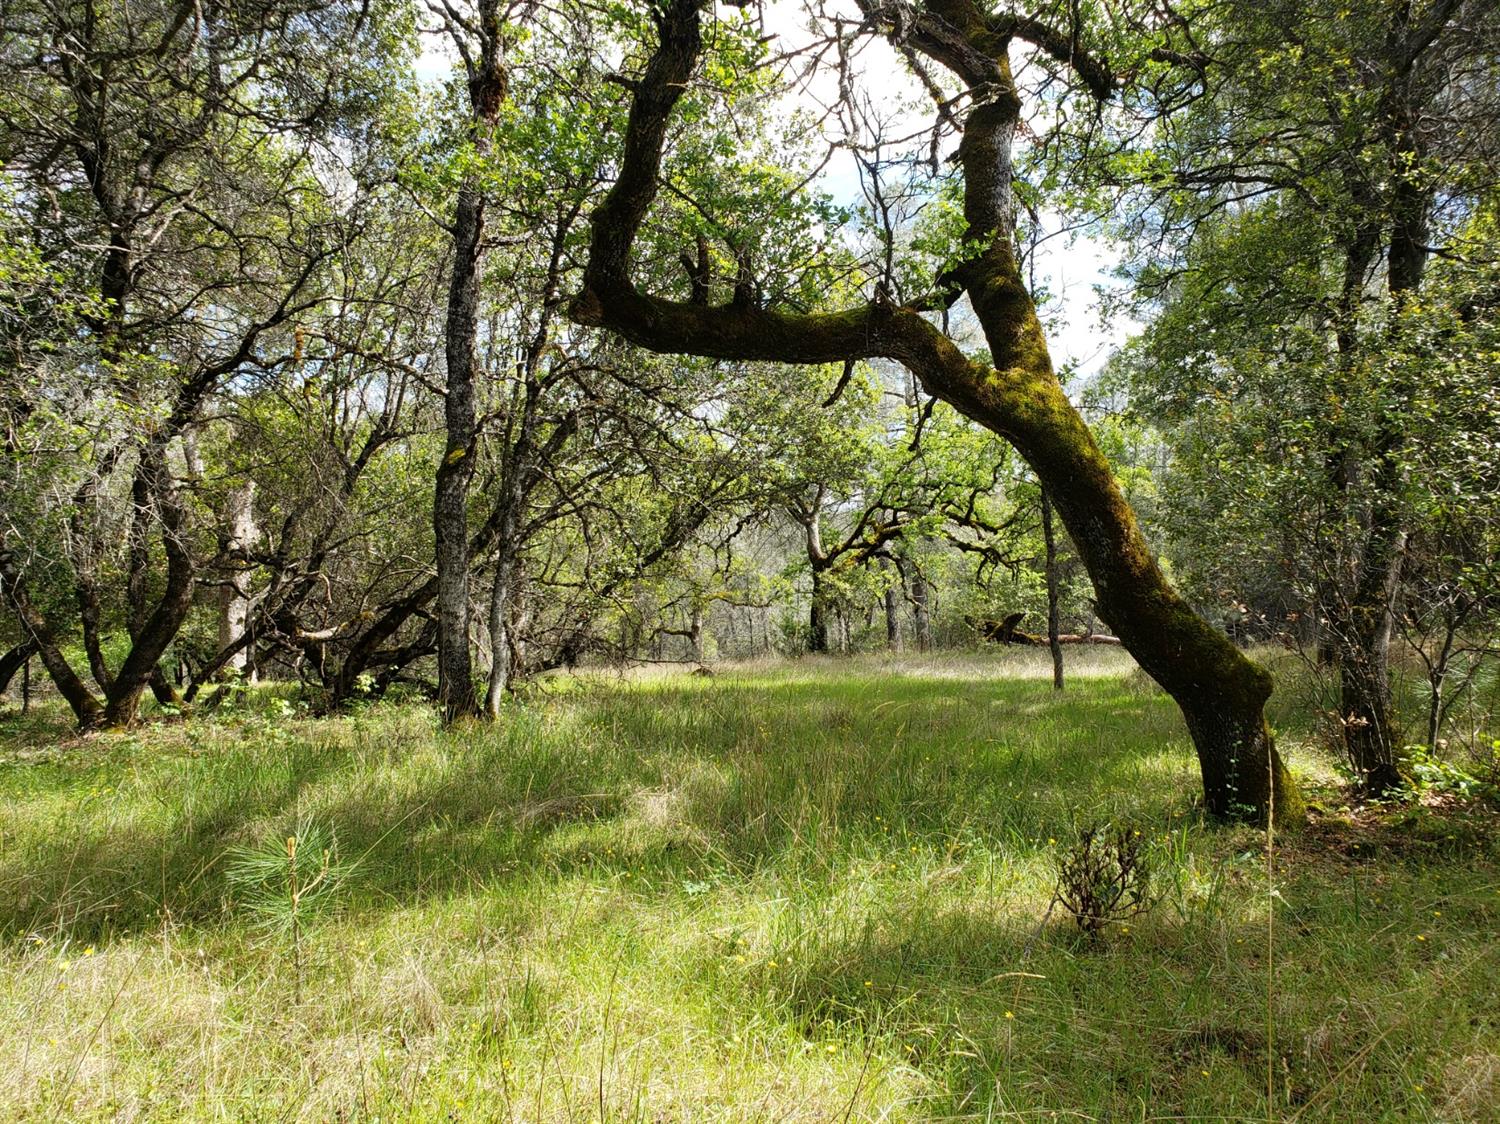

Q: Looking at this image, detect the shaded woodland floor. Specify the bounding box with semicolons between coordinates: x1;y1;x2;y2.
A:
1;650;1497;1121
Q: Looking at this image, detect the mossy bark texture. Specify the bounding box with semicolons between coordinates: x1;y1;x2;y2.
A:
571;0;1302;823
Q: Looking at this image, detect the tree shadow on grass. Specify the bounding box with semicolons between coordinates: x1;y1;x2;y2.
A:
0;670;1231;947
744;879;1487;1121
2;671;1495;1120
0;726;353;939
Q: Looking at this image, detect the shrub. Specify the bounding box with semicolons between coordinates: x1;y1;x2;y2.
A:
1052;823;1153;935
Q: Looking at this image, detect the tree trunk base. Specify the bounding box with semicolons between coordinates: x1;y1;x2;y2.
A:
1181;705;1303;826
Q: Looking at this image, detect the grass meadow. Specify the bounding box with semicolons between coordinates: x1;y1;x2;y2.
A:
1;649;1497;1121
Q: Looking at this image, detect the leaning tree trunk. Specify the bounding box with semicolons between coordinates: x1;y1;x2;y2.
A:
897;1;1297;821
568;0;1300;822
0;640;37;697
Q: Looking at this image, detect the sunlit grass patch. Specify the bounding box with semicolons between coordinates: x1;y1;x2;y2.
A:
1;652;1496;1120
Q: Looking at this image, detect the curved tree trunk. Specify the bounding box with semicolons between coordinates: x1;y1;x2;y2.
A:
0;640;37;696
568;0;1301;822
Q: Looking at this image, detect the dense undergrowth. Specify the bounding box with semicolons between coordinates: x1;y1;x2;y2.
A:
1;649;1496;1120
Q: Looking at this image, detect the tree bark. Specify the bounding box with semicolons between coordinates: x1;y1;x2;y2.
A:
0;640;38;697
689;604;705;663
798;490;832;654
911;569;933;652
886;0;1297;821
1041;488;1064;691
434;3;508;723
1333;89;1428;792
104;439;196;725
484;536;520;718
1340;525;1407;792
808;571;830;654
220;481;258;679
881;557;902;651
434;184;484;721
1323;2;1446;794
568;0;1300;822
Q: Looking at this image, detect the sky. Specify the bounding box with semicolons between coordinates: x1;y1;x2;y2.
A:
414;0;1138;379
751;0;1138;378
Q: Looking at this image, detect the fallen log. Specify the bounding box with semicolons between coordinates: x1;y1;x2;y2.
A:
967;613;1122;647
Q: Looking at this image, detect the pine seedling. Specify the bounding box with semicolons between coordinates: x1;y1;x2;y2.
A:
226;818;353;1002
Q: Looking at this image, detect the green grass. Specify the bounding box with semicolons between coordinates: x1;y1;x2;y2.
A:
1;649;1497;1121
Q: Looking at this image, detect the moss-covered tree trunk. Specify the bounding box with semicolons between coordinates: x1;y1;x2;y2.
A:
570;0;1301;822
906;0;1299;818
